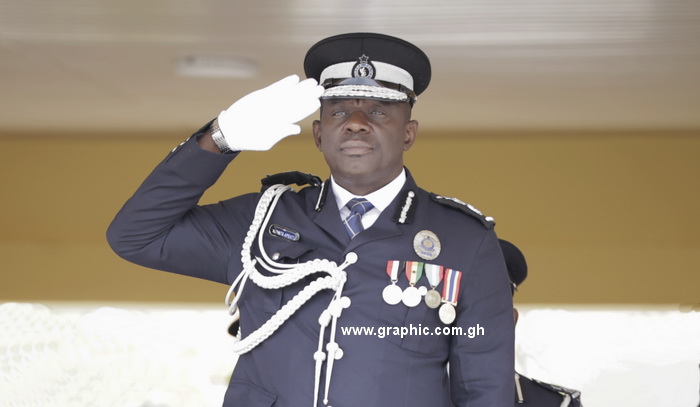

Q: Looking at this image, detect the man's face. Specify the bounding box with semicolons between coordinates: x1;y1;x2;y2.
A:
312;98;418;195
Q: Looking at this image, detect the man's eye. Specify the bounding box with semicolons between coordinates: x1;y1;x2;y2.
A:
331;111;347;117
370;110;386;116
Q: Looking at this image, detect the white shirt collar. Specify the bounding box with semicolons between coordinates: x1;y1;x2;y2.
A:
331;169;407;212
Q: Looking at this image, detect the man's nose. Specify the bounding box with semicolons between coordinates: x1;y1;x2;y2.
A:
343;110;370;133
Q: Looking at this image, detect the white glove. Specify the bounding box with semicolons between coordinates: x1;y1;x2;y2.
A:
217;75;324;151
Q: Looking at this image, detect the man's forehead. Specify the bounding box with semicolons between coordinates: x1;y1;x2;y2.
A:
319;98;412;119
321;98;409;110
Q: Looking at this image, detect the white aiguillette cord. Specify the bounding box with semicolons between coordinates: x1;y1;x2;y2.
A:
224;184;357;407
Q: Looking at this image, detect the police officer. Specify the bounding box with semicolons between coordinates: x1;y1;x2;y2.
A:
499;239;583;406
108;33;514;407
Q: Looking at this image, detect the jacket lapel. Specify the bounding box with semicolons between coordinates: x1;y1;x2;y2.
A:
311;189;351;246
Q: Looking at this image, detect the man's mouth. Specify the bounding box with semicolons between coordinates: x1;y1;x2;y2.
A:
340;142;373;155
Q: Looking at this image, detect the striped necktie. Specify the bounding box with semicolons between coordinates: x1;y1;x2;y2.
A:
343;197;374;238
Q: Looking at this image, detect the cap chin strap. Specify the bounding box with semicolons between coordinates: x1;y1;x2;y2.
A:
225;184;357;407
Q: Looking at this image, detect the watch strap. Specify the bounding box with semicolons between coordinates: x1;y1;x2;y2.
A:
210;119;234;154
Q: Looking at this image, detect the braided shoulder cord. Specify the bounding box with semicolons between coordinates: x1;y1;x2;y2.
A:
225;184;353;356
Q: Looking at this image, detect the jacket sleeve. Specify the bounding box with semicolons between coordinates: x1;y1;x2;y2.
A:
106;130;255;285
449;230;515;406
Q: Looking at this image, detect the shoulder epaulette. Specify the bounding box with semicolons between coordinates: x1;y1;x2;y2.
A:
261;171;322;191
430;193;495;230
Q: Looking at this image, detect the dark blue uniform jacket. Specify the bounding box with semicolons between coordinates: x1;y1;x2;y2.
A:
107;133;514;407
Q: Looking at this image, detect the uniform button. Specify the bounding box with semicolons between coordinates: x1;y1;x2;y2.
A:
344;252;358;264
272;252;280;260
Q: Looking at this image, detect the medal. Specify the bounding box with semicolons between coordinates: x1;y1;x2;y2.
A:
402;261;424;307
413;230;441;261
383;285;403;306
382;260;403;305
439;268;462;324
402;286;421;307
438;303;456;324
423;263;444;309
425;290;442;309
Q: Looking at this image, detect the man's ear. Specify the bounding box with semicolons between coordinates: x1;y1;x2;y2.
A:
312;120;322;150
403;120;418;151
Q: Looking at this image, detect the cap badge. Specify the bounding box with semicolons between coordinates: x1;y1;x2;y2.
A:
352;54;375;79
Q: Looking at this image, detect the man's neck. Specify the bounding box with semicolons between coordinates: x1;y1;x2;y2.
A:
331;169;405;197
331;169;407;213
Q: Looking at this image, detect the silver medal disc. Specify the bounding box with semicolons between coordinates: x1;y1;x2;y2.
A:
382;284;403;305
438;303;456;324
424;289;442;309
401;286;422;307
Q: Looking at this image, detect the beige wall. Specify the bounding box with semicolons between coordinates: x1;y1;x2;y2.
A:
1;129;698;304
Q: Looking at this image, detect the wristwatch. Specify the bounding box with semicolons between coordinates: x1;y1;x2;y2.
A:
210;119;234;154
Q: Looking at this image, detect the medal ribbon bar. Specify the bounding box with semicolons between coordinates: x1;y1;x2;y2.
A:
405;261;424;285
424;263;444;287
385;260;403;282
441;268;462;304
